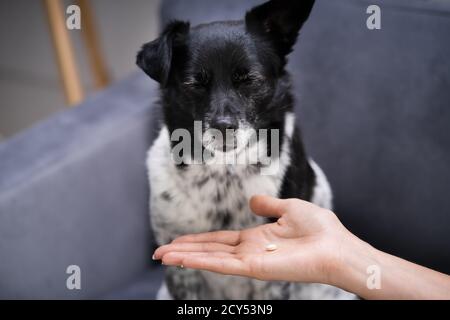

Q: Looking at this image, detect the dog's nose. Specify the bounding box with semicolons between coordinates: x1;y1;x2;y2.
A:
211;117;238;135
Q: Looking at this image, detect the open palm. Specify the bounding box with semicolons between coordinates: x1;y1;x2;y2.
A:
153;195;349;284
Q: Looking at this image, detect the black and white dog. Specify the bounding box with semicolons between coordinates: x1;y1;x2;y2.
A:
137;0;355;299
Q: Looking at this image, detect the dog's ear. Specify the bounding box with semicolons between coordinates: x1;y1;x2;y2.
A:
245;0;314;57
136;20;190;85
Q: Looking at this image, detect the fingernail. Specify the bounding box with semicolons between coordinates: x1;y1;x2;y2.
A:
161;261;164;265
152;254;156;260
180;264;184;268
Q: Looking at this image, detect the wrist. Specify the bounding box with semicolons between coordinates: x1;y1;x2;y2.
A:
326;231;380;293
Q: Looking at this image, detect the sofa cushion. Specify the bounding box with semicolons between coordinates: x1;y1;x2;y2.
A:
0;73;160;298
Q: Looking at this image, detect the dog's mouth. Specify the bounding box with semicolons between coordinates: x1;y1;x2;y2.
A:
200;123;256;154
202;130;240;153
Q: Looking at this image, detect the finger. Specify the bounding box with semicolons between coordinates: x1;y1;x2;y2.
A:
171;230;240;246
161;251;233;266
163;252;248;277
250;195;324;219
154;242;235;260
249;195;287;218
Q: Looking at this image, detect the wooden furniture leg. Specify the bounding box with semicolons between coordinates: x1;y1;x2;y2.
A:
43;0;84;106
77;0;110;89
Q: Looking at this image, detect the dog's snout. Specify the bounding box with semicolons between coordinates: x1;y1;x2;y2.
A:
211;117;238;135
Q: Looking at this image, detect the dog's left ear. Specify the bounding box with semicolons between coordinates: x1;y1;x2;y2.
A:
136;20;190;86
245;0;315;57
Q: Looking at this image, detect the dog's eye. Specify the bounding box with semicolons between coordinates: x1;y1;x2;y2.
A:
194;70;210;87
232;69;250;84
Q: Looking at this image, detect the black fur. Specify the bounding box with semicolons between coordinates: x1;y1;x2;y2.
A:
137;0;315;172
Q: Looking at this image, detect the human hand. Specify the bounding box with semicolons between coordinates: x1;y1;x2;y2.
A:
154;195;450;299
153;195;359;284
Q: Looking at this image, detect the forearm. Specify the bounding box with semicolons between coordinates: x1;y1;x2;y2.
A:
329;234;450;299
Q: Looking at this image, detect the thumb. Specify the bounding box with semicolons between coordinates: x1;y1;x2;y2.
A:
249;195;286;218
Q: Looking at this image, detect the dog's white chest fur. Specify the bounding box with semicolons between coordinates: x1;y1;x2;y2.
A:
147;113;298;245
147;126;281;244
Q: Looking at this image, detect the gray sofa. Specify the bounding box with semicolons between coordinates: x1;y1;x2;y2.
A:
1;0;449;299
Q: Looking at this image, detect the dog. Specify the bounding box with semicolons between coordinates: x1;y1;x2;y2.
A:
137;0;355;299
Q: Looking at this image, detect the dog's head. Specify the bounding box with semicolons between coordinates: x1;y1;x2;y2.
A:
137;0;314;152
